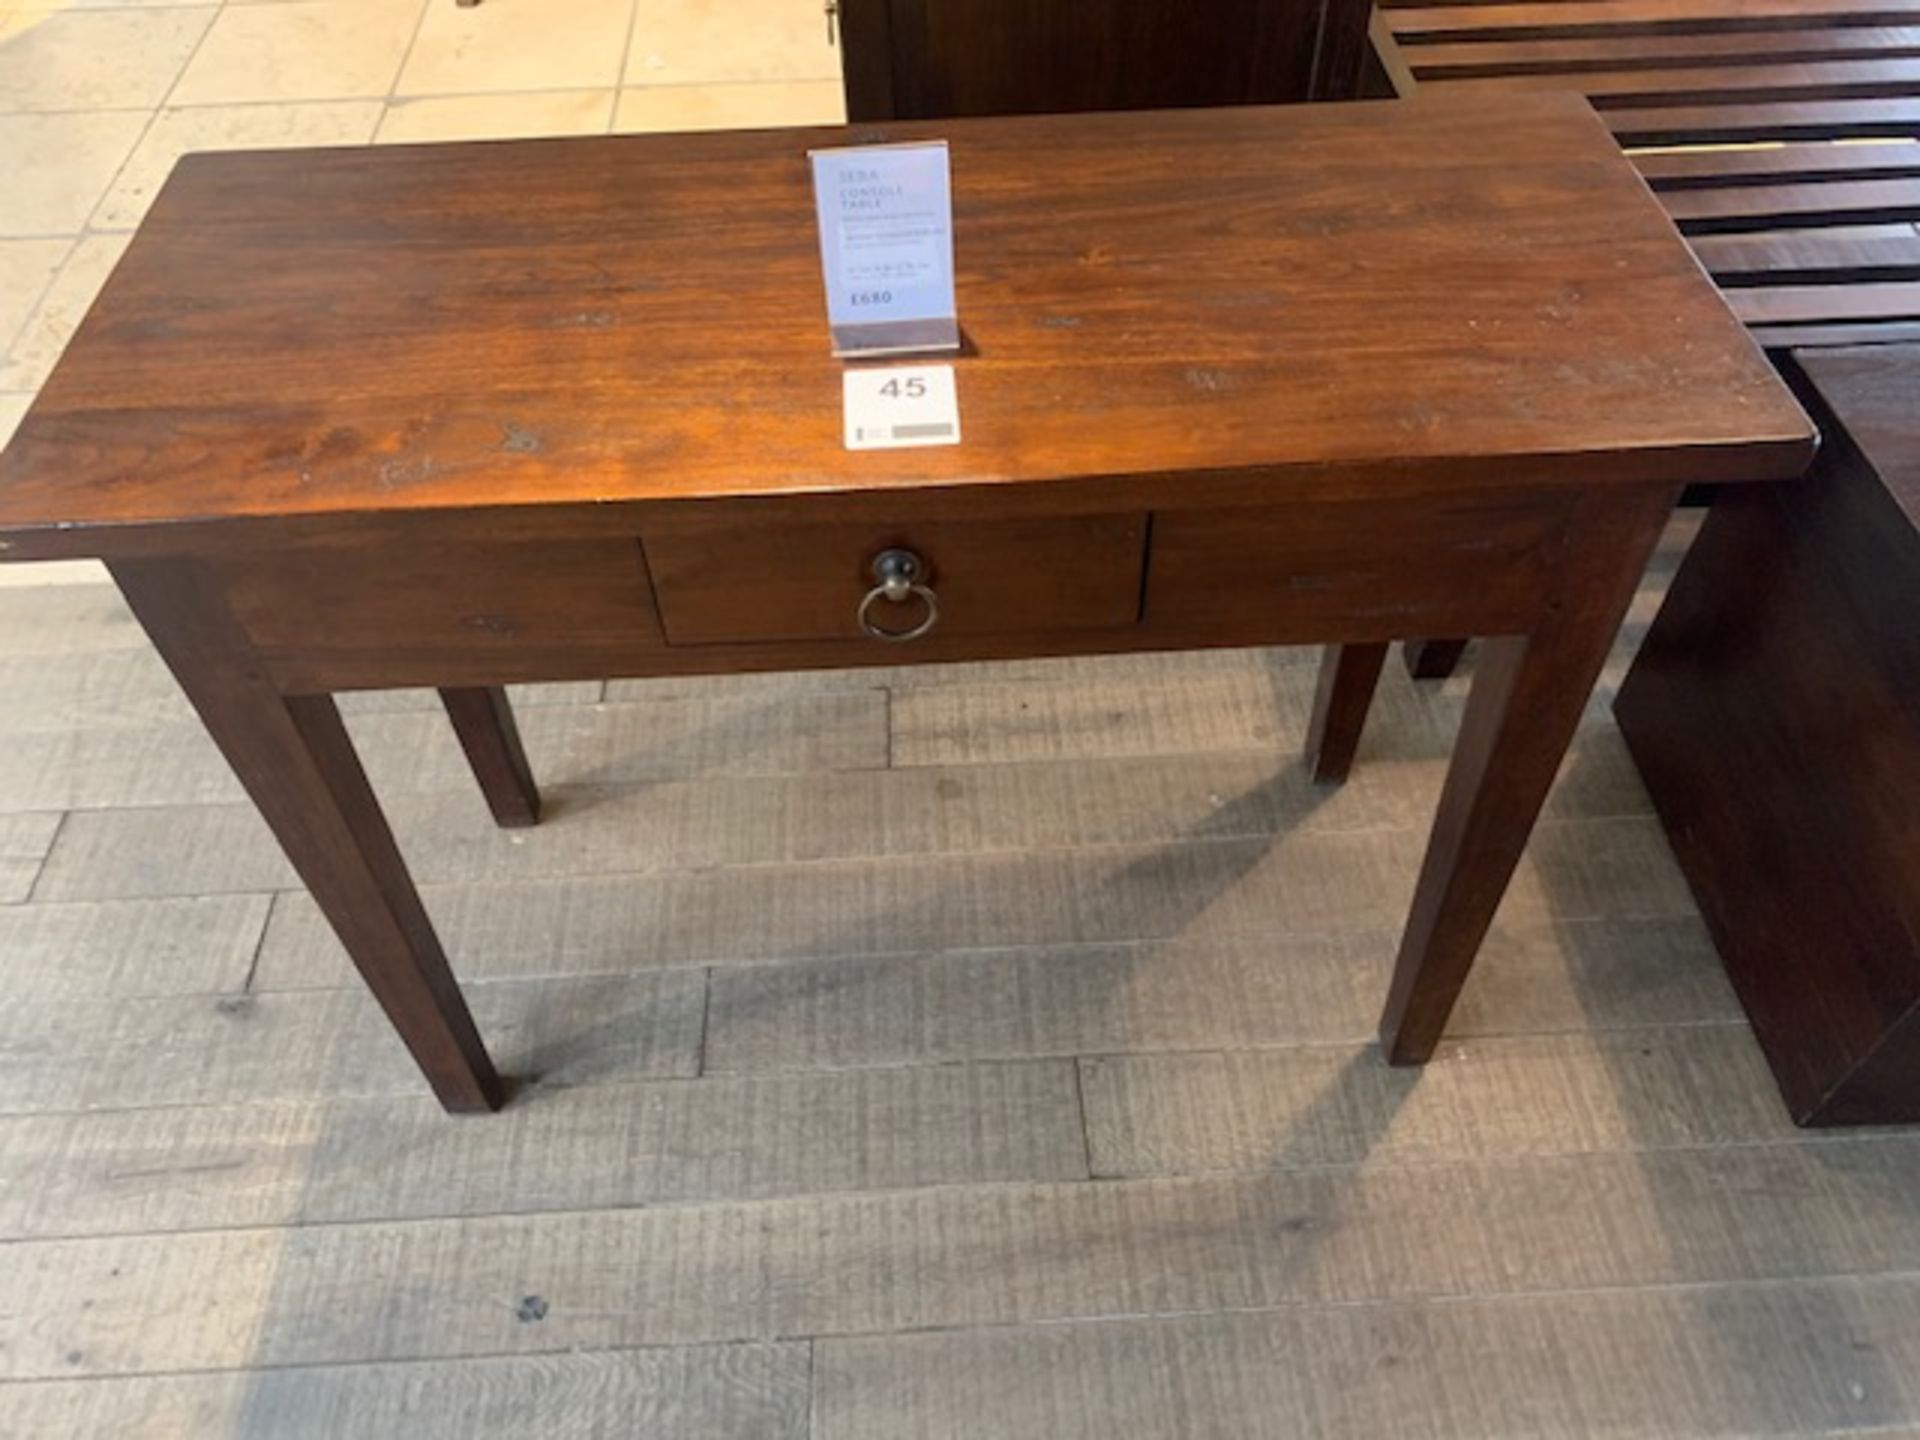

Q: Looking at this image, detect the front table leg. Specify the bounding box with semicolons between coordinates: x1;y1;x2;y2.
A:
109;558;507;1113
1380;487;1677;1063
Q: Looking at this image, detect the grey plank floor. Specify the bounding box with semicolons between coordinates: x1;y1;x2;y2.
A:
2;519;1915;1438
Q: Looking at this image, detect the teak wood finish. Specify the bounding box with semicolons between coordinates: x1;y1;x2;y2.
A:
1615;344;1920;1125
0;96;1813;1110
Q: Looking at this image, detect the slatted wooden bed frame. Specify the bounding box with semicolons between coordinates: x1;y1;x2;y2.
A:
1369;0;1920;350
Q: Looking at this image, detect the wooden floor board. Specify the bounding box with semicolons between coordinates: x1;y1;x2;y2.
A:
0;584;149;658
0;690;890;814
0;1341;811;1440
0;810;61;903
31;732;1657;903
604;642;1321;704
1077;1026;1829;1176
249;813;1694;994
0;646;604;738
700;917;1734;1072
5;1140;1920;1379
0;973;705;1115
814;1277;1920;1439
886;652;1645;770
0;894;267;1001
0;1060;1088;1239
888;666;1314;766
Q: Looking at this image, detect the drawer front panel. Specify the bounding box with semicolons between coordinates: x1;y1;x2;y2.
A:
1146;490;1572;637
223;539;662;669
646;514;1148;646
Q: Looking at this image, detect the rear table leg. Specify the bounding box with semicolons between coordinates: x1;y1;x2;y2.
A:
1403;639;1468;680
1305;642;1388;784
440;686;541;829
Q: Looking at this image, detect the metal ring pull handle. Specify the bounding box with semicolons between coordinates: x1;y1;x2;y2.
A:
858;548;939;642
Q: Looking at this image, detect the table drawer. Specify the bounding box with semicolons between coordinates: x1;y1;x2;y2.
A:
645;514;1148;646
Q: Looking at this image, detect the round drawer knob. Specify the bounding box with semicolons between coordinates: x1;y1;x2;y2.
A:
858;548;939;641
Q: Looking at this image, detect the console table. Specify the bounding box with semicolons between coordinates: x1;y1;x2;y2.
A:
0;95;1813;1112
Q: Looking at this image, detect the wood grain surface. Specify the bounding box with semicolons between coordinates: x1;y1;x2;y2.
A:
0;93;1807;561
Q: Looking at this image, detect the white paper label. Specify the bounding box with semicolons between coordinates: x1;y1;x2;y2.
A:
843;364;961;451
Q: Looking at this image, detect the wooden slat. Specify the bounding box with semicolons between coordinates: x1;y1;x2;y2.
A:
1391;0;1920;44
1750;316;1920;341
5;1344;811;1440
1663;176;1920;227
0;1061;1089;1238
1691;222;1920;281
1409;26;1920;76
1724;277;1920;318
1634;137;1920;187
1439;56;1920;106
1607;97;1920;142
815;1278;1920;1440
5;1140;1920;1378
0;973;705;1114
0;811;61;904
1371;5;1424;95
1077;1028;1811;1177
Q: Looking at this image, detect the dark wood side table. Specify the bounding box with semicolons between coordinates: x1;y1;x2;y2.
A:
0;96;1812;1113
1615;344;1920;1126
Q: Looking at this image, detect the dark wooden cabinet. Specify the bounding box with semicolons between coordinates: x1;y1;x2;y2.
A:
1615;345;1920;1126
837;0;1374;121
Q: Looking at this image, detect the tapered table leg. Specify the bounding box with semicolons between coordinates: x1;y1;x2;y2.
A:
110;558;506;1113
1305;642;1388;784
440;686;541;828
1403;638;1468;680
1380;486;1677;1063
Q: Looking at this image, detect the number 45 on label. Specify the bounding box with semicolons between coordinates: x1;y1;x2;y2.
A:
843;364;962;451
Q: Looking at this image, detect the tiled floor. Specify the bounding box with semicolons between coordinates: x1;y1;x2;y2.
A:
6;7;1920;1439
0;0;844;589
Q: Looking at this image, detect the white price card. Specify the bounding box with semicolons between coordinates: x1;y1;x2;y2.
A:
811;141;959;358
843;364;961;451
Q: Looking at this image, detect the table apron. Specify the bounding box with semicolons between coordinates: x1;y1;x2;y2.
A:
211;484;1594;694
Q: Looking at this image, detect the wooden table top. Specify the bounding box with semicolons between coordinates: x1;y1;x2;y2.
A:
0;91;1812;559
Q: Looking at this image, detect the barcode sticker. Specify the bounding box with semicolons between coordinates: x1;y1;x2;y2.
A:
843;364;962;451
